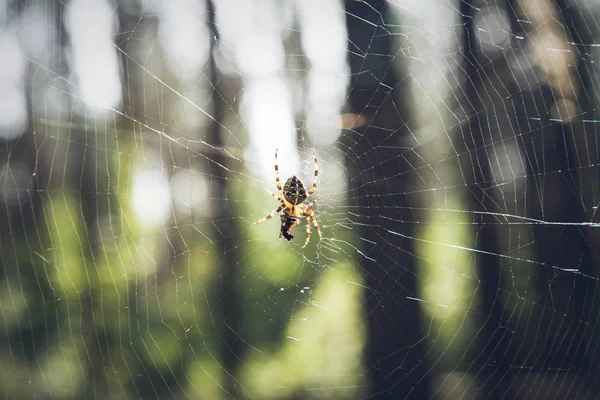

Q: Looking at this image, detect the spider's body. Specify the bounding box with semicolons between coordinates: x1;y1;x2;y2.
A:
283;176;307;205
255;149;322;248
279;213;297;241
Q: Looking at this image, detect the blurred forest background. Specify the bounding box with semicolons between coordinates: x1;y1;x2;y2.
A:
1;0;600;399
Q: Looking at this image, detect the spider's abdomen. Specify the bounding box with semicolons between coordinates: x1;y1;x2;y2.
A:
283;175;307;205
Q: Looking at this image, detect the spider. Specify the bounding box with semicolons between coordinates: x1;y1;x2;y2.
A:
255;149;323;248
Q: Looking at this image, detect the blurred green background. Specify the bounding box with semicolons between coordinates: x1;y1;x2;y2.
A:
2;0;600;399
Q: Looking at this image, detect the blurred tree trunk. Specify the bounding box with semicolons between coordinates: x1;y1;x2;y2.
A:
0;0;47;377
344;1;431;398
459;0;600;397
458;1;518;397
206;3;246;398
561;0;600;384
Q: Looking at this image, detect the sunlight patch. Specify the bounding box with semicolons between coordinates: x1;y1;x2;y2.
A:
158;0;210;77
132;169;172;226
0;28;27;139
65;0;122;114
171;169;209;215
474;5;511;54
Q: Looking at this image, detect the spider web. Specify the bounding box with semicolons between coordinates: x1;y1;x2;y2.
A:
1;0;600;399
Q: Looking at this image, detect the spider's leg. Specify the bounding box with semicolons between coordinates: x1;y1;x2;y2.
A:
255;204;285;224
307;151;318;196
304;197;319;208
265;188;284;204
304;208;322;241
311;212;323;241
275;148;283;194
301;216;312;248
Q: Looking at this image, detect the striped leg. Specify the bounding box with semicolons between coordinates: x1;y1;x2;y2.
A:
304;198;319;209
275;148;283;193
265;188;284;204
302;216;312;248
311;212;323;241
255;204;285;224
307;151;318;196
